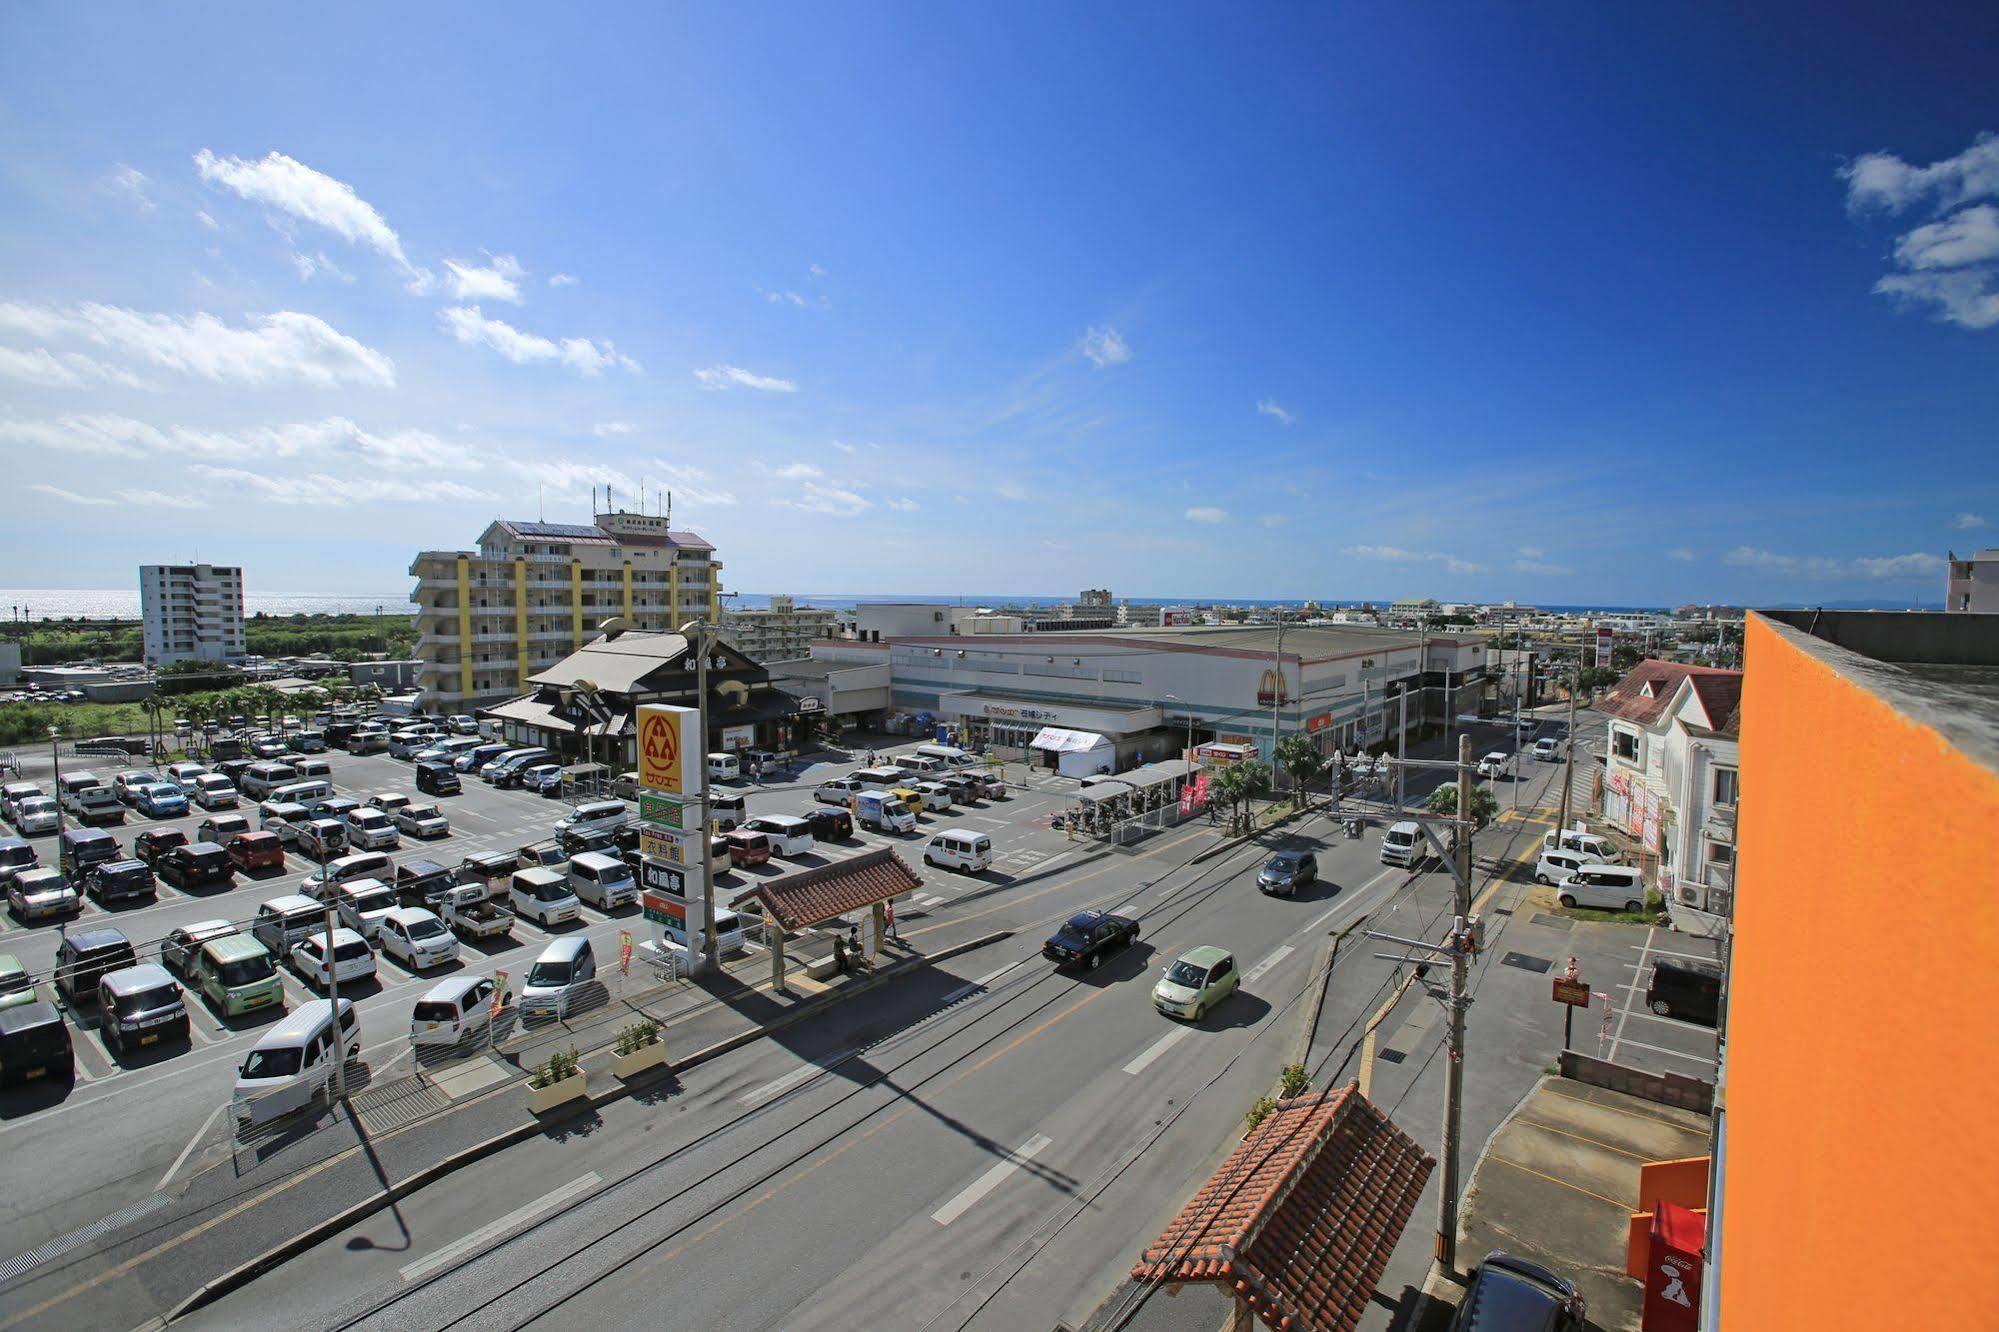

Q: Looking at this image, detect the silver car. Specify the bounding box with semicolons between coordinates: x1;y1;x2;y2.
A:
12;798;59;835
8;867;80;921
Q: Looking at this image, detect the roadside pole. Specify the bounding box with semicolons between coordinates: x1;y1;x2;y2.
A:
48;725;63;834
1438;732;1473;1272
320;839;344;1101
693;626;719;973
1395;691;1408;813
1557;666;1579;838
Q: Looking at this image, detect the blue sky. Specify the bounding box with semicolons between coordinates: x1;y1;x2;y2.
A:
1;3;1994;607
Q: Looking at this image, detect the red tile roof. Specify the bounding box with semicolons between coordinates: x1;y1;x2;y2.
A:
728;847;922;931
1131;1085;1434;1332
1596;660;1742;728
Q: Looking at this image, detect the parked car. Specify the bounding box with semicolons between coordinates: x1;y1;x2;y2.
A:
716;829;771;869
98;963;190;1056
1449;1252;1586;1332
741;814;815;858
133;827;188;869
909;781;957;812
161;919;240;980
410;974;496;1047
88;858;156;906
1151;946;1240;1021
288;732;327;754
10;797;59;836
804;807;853;843
160;842;236;892
227;831;287;874
519;763;563;796
193;935;284;1017
335;880;401;941
55;928;137;1005
71;785;125;826
1043;910;1140;969
345;808;400;852
290;928;377;992
510;868;580;927
112;771;164;806
1257;849;1318;896
297;818;348;859
59;827;122;881
376;908;460;970
0;1003;74;1086
1646;959;1721;1027
365;792;413;817
516;841;568;871
190;773;239;809
0;954;36;1012
198;813;252;846
393;859;457;909
0;837;36;892
0;783;43;827
133;782;189;819
9;867;79;921
167;761;210;786
394;803;450;839
519;938;596;1018
415;762;461;797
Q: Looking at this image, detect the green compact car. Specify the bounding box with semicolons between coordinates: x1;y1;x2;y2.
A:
1151;945;1240;1021
194;936;284;1017
0;954;35;1012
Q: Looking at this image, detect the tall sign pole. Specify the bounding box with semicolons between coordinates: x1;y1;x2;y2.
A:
1438;732;1473;1271
636;689;707;973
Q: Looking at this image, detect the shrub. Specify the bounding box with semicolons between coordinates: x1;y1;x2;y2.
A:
1279;1062;1310;1099
1244;1095;1278;1133
531;1046;581;1088
614;1019;660;1056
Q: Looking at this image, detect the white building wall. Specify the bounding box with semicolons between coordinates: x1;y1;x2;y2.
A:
140;563;246;666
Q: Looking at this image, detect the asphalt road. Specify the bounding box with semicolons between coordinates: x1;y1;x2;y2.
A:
189;717;1587;1332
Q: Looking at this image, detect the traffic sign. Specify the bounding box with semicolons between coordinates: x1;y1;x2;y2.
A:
639;790;695;830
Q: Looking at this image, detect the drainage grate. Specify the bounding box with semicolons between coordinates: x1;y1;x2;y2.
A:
0;1193;172;1286
1376;1049;1407;1064
1529;913;1574;931
1501;952;1554;974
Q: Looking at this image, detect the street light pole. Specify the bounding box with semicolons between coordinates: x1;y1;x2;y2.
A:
319;837;345;1101
48;726;63;834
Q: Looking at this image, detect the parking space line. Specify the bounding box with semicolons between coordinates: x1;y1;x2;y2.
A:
1607;926;1654;1063
1629;945;1715;962
1607;1034;1717;1065
73;1025;116;1080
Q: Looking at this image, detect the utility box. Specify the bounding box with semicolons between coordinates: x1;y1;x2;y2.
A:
1642;1200;1704;1332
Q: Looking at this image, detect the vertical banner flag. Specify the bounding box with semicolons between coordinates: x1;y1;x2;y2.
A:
619;928;634;976
490;969;509;1018
1595;626;1614;669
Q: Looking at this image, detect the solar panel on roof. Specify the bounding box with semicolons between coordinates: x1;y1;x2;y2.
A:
505;521;603;538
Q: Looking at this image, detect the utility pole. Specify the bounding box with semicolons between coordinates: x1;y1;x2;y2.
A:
48;726;63;834
682;621;721;973
1557;662;1580;838
320;836;345;1101
1438;732;1473;1271
1396;688;1408;813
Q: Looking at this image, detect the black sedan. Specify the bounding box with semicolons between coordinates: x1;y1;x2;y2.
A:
1043;910;1140;970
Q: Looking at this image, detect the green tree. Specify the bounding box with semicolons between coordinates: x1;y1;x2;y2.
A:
1426;781;1498;831
1273;734;1327;812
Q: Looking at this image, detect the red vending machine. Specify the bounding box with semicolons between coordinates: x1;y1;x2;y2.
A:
1642;1200;1705;1331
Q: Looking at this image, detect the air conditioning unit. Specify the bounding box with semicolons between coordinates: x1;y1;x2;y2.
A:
1679;885;1700;905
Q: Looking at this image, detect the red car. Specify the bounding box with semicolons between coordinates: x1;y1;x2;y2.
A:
226;831;285;874
718;829;771;869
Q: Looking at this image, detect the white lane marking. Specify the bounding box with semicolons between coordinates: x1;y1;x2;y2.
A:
942;960;1025;1005
156;1100;226;1192
739;1048;861;1107
1608;1034;1717;1064
1241;944;1295;985
1608;926;1655;1063
1123;1027;1191;1076
1628;945;1713;962
1307;865;1402;931
970;817;1011;828
914;894;945;908
399;1171;603;1282
931;1135;1052;1226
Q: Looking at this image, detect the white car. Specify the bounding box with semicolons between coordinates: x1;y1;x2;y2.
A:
377;908;460;970
191;773;240;809
1476;753;1509;779
1533;737;1562;762
366;792;413;816
344;808;400;851
448;715;480;736
12;798;59;835
2;783;46;827
335;879;400;940
411;974;496;1046
510;868;581;927
166;761;209;786
394;803;450;839
910;781;956;811
290;928;377;992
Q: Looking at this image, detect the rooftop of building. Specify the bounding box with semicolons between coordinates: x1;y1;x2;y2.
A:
1757;610;1999;770
1060;623;1482;658
1596;659;1743;730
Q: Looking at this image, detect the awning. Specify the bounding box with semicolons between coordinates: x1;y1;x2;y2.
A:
1132;1085;1434;1332
1029;727;1110;753
728;847;922;932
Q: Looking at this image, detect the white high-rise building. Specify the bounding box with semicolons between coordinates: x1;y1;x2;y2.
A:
141;564;246;666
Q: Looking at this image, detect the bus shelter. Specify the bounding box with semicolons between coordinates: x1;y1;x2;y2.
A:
730;847;923;992
1065;758;1200;840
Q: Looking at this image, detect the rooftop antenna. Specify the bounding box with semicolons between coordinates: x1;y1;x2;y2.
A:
666;490;672;527
538;483;544;522
640;478;646;514
608;484;615;514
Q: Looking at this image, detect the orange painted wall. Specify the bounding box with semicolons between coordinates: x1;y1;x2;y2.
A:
1723;615;1999;1329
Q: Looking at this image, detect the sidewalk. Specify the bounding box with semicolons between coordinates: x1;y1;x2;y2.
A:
0;918;1013;1332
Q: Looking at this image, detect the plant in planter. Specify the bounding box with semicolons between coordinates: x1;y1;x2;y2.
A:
611;1019;666;1079
526;1045;586;1113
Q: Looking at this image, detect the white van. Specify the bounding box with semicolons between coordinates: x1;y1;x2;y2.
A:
1380;821;1424;868
1533;848;1592;887
923;828;992;873
815;776;866;804
1556;864;1647;912
707;752;741;782
410;975;497;1047
848;767;910;793
567;852;637;909
555;800;629;844
742;814;815;857
270;779;333;810
915;744;979;768
238;761;299;801
520;938;596;1018
232;998;358;1128
1543;828;1622;864
899;755;945;775
307;850;396;898
855;790;917;835
252;894;325;955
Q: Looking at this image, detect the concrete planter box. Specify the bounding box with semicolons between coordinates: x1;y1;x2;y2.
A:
612;1042;666;1079
526;1070;587;1114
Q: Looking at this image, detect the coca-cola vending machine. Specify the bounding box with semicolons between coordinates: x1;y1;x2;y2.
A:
1642;1200;1704;1332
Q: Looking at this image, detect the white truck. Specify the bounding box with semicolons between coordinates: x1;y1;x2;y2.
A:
439;882;514;941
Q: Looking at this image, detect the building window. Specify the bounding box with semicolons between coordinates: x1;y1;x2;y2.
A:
1612;729;1639;762
1707;840;1734;866
1713;766;1738;807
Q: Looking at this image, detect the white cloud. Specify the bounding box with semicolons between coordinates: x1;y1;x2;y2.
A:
0;413;481;470
993;481;1028;501
809;263;827;278
1517;545;1545;560
1953;512;1988;530
1185;506;1229;524
0;346;149;389
1667;547;1696;561
192;464;496;507
756;461;823;481
1872;268;1999;329
760;288;825;309
0;301;393;387
1344;544;1485;575
1079;325;1131;368
1256;398;1295;426
31;483;113;507
101;164;154;212
115;488;208;510
547;273;578;288
445;254;526;304
884;497;919;512
831;440;858;454
776;482;870;517
646;460;738;509
196;210;219;231
1842;133;1999;213
440;306;638;375
290;251;352;284
1259;514;1289;528
1894;204;1999;270
194;148;428;288
1724;545;1945;581
693;364;796;392
593;421;635;437
505;458;631;499
1514;558;1574;576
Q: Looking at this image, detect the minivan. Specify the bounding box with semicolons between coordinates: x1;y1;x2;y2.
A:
480;748;551;785
1646;959;1722;1027
519;938;596;1018
0;1002;73;1085
232;998;358;1128
307;849;395;898
270;779;333;810
55;928;138;1005
847;767;911;793
1554;863;1646;912
252;895;327;956
259;801;315;845
555;800;629;846
98;963;190;1055
194;935;284;1017
59;827;121;880
416;762;461;797
568;852;637;909
511;867;581;927
742;814;814;857
456;743;508;773
706;752;741;782
191;773;239;809
1380;821;1424;868
238;761;300;801
899;754;945;775
923;828;993;873
411;974;497;1047
914;743;978;768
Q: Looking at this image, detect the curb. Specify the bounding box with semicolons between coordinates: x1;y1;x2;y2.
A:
162;928;1013;1323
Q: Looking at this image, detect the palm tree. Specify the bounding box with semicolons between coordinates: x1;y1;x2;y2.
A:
1274;735;1327;813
